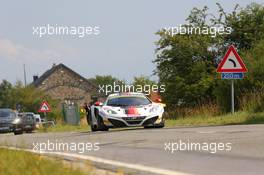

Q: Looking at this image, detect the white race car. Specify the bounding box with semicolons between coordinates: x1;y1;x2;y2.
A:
88;93;165;131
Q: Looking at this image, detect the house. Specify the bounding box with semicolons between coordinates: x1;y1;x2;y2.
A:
33;63;99;106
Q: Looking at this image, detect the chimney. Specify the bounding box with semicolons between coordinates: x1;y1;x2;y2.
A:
33;75;38;82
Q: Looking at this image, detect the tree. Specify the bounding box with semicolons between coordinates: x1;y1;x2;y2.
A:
155;6;218;107
10;82;46;112
223;3;264;49
241;39;264;89
133;76;155;87
88;75;122;86
0;80;13;107
132;76;156;95
0;80;60;119
154;3;264;110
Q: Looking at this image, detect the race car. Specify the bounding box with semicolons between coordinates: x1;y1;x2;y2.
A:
87;92;165;131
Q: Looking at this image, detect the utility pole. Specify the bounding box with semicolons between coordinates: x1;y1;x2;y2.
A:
23;64;27;86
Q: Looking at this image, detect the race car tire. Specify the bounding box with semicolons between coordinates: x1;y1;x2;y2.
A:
92;110;109;132
144;119;165;129
154;122;165;128
14;130;23;135
90;115;99;132
91;124;97;132
86;109;91;125
97;116;109;131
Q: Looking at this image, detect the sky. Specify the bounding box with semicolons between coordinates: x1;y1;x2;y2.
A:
0;0;262;84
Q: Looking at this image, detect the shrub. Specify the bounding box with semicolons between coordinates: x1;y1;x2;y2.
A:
164;103;220;119
239;89;264;113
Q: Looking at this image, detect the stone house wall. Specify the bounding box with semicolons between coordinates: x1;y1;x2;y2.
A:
35;64;98;106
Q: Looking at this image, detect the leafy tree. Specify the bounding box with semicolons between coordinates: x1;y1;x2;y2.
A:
154;3;264;111
0;80;13;107
10;82;47;112
88;75;122;86
133;76;155;86
132;76;156;95
0;80;60;120
240;39;264;89
223;3;264;49
155;6;218;107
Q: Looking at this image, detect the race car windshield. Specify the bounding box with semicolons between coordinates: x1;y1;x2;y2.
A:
107;96;151;106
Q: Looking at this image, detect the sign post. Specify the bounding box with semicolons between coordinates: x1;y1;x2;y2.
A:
231;80;234;114
216;45;247;114
44;112;47;122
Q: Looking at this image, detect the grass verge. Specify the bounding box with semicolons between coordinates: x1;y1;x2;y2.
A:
0;148;88;175
38;124;89;133
165;111;264;127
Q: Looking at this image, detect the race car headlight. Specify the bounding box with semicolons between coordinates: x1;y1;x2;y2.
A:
104;109;117;115
150;105;160;113
12;118;21;124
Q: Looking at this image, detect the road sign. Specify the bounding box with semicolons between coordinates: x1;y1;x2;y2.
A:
38;101;51;112
221;73;244;79
216;45;248;114
217;45;247;73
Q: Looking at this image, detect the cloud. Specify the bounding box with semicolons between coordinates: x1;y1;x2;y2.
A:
0;38;64;62
0;39;19;58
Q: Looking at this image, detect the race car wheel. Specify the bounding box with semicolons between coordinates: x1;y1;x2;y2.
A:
91;124;98;132
90;116;99;132
88;113;97;132
86;109;92;125
14;130;23;135
154;121;165;128
92;110;109;132
97;116;109;131
144;119;165;129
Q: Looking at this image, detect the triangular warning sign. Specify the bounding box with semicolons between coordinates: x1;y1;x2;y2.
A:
217;45;247;73
38;101;51;112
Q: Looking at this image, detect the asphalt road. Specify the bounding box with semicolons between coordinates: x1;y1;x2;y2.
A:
1;124;264;175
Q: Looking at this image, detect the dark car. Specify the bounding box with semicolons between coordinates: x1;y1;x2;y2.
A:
18;112;36;133
0;108;23;135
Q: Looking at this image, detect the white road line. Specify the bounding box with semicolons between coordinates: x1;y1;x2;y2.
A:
1;146;193;175
197;131;216;134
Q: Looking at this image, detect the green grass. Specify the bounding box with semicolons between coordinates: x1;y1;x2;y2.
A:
0;148;88;175
38;124;89;133
165;111;264;127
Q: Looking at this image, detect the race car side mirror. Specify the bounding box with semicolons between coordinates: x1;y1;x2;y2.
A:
94;101;103;106
155;98;162;103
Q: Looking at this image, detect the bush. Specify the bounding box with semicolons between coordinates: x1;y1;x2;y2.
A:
164;103;220;119
239;89;264;113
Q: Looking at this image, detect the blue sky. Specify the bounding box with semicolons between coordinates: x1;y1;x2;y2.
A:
0;0;262;84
